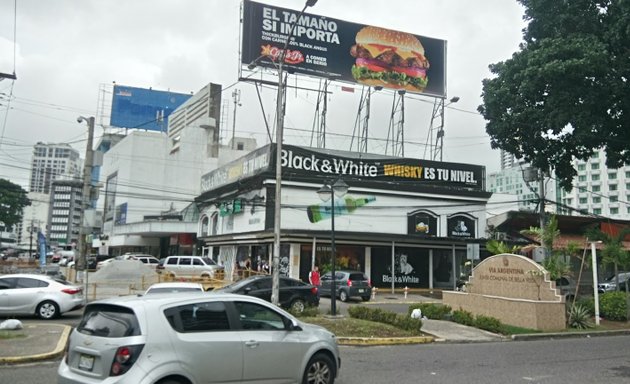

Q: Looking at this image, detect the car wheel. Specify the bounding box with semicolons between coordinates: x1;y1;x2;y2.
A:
290;299;306;313
36;300;59;319
339;290;348;302
157;378;186;384
303;353;335;384
361;296;370;302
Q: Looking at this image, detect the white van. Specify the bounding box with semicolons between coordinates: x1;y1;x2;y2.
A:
156;255;224;278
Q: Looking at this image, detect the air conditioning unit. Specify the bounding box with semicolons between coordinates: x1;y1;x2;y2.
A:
495;232;507;241
533;246;547;262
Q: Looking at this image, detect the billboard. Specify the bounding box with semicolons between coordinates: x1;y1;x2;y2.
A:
110;85;192;131
241;0;446;97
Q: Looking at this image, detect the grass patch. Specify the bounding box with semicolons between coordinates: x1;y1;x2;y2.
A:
302;316;426;338
0;330;26;340
501;324;541;335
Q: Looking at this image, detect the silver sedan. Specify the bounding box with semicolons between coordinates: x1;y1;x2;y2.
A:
0;273;85;319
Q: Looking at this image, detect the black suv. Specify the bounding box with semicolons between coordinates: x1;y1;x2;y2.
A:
320;270;372;302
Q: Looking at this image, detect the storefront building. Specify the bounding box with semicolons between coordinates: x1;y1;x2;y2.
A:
196;144;491;291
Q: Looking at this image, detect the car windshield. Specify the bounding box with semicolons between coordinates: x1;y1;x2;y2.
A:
78;304;141;337
201;257;216;265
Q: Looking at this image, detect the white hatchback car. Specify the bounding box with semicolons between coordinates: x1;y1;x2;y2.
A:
58;293;339;384
0;273;85;319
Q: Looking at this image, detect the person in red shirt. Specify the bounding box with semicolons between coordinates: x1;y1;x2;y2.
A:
309;266;321;287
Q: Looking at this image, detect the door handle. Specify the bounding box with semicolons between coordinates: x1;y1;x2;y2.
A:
245;340;259;348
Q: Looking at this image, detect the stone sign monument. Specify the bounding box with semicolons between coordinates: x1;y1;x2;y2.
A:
443;253;566;331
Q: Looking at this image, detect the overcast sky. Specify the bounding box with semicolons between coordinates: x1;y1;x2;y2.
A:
0;0;527;189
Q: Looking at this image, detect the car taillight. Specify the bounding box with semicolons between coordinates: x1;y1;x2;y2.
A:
61;288;82;295
311;286;318;295
368;279;372;287
347;279;352;287
110;345;144;376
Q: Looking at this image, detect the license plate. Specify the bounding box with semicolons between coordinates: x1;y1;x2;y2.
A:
358;289;364;293
79;354;94;371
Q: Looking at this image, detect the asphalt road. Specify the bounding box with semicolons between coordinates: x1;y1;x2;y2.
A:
3;335;630;383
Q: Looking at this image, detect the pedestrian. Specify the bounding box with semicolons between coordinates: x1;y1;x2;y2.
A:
309;265;321;287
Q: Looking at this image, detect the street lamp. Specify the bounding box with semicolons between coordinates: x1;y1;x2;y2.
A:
271;0;318;306
317;178;348;316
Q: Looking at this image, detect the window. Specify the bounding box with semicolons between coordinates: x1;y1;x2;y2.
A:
592;174;600;181
16;278;48;288
78;305;141;337
578;164;586;171
235;301;285;331
594;208;602;214
192;258;204;266
237;142;244;150
610;195;618;202
610;184;618;191
591;163;600;170
611;207;619;214
579;197;587;204
593;197;601;203
578;175;586;182
167;301;230;332
592;185;601;192
626;171;630;178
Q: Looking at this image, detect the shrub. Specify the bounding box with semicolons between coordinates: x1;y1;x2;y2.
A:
407;303;452;320
600;292;627;321
289;304;320;318
574;297;595;316
567;304;594;329
451;309;475;326
348;306;422;330
473;315;505;334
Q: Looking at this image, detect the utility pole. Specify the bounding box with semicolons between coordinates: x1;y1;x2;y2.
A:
231;89;241;149
77;116;95;292
271;0;318;306
538;169;545;253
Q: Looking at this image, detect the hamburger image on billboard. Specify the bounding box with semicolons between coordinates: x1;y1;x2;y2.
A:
350;26;430;93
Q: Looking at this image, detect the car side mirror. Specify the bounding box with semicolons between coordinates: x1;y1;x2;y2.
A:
287;318;302;331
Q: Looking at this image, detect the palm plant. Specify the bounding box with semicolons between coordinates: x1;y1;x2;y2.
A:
486;239;521;255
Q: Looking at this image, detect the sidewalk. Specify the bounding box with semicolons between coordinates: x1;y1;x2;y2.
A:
0;322;70;364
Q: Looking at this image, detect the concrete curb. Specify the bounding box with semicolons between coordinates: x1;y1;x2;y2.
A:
512;328;630;341
0;325;71;365
337;335;434;346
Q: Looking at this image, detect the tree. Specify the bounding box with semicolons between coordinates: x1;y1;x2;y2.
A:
0;178;31;229
478;0;630;190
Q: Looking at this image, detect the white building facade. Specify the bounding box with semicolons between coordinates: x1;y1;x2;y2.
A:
560;150;630;219
197;144;492;290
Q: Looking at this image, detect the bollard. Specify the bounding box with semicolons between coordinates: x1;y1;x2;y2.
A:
404;286;409;299
372;287;378;300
